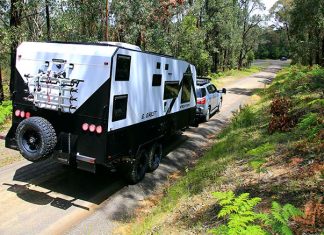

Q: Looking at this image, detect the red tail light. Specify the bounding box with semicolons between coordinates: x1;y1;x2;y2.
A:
96;125;103;134
197;97;206;105
25;112;31;119
82;123;89;131
15;110;21;117
89;124;96;132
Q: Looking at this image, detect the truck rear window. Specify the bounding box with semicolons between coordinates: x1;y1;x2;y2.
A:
196;88;206;98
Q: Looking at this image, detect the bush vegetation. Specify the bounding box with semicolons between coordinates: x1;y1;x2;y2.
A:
0;100;12;128
127;65;323;234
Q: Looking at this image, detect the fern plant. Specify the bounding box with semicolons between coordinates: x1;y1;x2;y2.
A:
210;191;268;235
267;202;303;235
210;191;303;235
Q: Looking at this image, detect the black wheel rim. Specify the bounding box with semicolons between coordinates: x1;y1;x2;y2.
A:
22;130;41;153
137;152;147;179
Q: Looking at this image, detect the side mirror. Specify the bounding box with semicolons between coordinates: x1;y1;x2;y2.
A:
222;88;227;94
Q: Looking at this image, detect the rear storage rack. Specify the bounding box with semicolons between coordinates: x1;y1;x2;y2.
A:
24;71;84;113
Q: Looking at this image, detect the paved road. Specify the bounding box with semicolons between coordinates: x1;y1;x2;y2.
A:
0;60;286;235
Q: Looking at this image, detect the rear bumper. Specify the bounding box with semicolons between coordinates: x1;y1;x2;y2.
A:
195;107;208;117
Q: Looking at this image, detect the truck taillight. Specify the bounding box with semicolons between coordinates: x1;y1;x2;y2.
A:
82;123;103;134
197;97;206;105
25;112;31;119
96;125;103;134
82;123;89;131
20;111;25;118
89;124;96;132
15;110;21;117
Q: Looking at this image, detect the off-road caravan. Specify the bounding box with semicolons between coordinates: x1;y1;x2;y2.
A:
5;41;197;184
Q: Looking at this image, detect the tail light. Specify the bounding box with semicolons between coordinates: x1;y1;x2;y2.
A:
89;124;96;132
197;97;206;105
20;111;25;118
25;112;31;119
82;123;89;131
96;125;103;134
15;110;21;117
82;123;104;134
15;109;31;118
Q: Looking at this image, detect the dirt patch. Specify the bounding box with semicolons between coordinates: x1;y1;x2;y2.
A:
0;119;23;167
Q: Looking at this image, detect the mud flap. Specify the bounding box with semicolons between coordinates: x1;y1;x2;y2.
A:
5;125;18;150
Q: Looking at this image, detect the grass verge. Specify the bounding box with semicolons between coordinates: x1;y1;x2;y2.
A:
118;65;323;234
210;65;265;87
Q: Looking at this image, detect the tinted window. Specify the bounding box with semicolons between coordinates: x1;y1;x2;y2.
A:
156;62;161;69
196;88;207;98
207;85;216;93
152;74;162;86
181;74;192;103
112;95;128;121
164;82;179;100
115;55;131;81
165;64;169;70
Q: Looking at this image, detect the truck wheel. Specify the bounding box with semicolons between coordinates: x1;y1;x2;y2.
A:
205;108;210;122
126;149;148;184
16;117;57;162
147;143;163;172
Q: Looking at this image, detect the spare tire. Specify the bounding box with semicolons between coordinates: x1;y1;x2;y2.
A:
16;117;57;162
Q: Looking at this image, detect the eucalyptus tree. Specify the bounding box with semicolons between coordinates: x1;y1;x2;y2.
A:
237;0;265;69
271;0;324;65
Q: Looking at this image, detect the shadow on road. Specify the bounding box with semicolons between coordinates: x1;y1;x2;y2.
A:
2;133;191;212
227;87;259;96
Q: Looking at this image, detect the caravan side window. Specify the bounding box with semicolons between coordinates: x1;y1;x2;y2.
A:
164;81;179;100
112;95;128;121
115;55;131;81
181;74;192;103
152;74;162;86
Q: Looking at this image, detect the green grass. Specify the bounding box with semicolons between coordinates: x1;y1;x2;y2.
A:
126;65;323;234
209;66;264;85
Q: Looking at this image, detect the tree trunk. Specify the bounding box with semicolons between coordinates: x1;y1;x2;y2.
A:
105;0;109;41
0;64;4;103
211;52;218;73
322;36;324;66
223;49;227;71
9;0;22;99
238;49;244;70
45;0;51;41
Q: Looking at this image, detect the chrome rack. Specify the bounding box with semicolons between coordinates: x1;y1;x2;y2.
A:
24;71;84;113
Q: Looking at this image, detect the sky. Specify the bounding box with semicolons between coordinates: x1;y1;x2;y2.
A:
263;0;277;13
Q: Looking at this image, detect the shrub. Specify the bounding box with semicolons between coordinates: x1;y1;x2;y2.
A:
210;191;303;235
0;100;12;126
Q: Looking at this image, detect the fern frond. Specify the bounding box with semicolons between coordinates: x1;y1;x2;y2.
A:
255;213;270;224
228;214;256;228
283;203;303;218
212;191;235;206
280;224;293;235
218;204;239;218
245;225;267;235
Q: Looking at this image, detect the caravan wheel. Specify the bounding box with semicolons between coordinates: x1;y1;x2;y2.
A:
147;143;163;172
16;117;57;162
125;149;148;184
